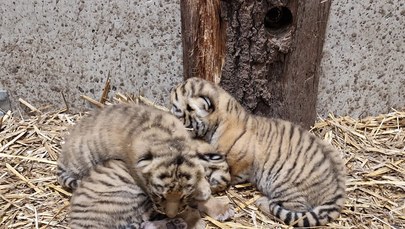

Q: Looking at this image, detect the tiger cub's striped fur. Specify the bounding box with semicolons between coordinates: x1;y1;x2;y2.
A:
57;103;231;218
170;78;346;227
70;159;187;229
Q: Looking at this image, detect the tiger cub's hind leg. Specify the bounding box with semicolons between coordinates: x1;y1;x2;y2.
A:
56;164;81;190
256;196;292;225
256;196;309;214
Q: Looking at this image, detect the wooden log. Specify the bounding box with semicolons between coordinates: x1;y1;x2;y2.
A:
180;0;226;83
220;0;331;128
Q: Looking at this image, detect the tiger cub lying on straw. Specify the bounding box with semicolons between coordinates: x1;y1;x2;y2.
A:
170;77;346;227
57;103;233;225
70;159;188;229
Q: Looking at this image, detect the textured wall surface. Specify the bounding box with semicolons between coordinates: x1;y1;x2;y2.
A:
0;0;183;112
1;0;403;117
317;0;404;118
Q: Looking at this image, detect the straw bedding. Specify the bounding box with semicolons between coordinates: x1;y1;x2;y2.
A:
0;94;404;229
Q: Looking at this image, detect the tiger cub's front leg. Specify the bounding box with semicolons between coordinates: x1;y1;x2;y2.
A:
191;176;234;221
191;143;234;221
193;176;212;201
141;218;188;229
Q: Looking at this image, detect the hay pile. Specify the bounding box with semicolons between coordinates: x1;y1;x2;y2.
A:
0;103;76;228
1;94;404;229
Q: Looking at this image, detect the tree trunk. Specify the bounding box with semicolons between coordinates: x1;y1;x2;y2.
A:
180;0;226;84
220;0;331;128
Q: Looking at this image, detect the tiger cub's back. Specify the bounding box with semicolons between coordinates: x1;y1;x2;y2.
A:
57;103;191;189
69;159;152;229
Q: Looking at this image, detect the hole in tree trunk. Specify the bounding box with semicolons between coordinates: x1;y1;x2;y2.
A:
264;6;293;33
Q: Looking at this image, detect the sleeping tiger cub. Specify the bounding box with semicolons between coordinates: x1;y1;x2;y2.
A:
70;159;188;229
170;77;346;227
57;103;232;221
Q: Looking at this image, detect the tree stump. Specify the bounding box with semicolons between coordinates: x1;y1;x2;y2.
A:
220;0;331;128
180;0;331;128
180;0;226;84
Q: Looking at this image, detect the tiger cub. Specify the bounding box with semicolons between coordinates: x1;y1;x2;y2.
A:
57;103;231;219
170;77;346;227
70;159;188;229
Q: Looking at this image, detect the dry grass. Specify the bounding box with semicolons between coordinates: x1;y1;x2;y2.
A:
1;93;404;229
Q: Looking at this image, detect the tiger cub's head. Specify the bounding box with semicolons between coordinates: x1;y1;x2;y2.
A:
170;77;239;139
131;136;229;217
170;78;218;138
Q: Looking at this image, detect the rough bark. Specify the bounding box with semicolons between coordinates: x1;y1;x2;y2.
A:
220;0;331;128
180;0;226;83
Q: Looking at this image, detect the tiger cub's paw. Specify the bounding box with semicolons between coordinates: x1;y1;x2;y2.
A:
141;218;187;229
177;206;206;229
198;196;235;221
255;196;271;215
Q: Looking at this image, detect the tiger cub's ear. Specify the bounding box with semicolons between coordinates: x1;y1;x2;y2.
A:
188;96;214;117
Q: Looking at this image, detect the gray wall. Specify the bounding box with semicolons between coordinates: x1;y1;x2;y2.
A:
1;0;404;117
317;0;404;118
0;0;183;112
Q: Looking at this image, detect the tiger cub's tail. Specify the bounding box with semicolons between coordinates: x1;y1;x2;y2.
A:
268;198;344;227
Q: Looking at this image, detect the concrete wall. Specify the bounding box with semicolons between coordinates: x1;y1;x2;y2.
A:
317;0;404;118
1;0;404;117
0;0;183;112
